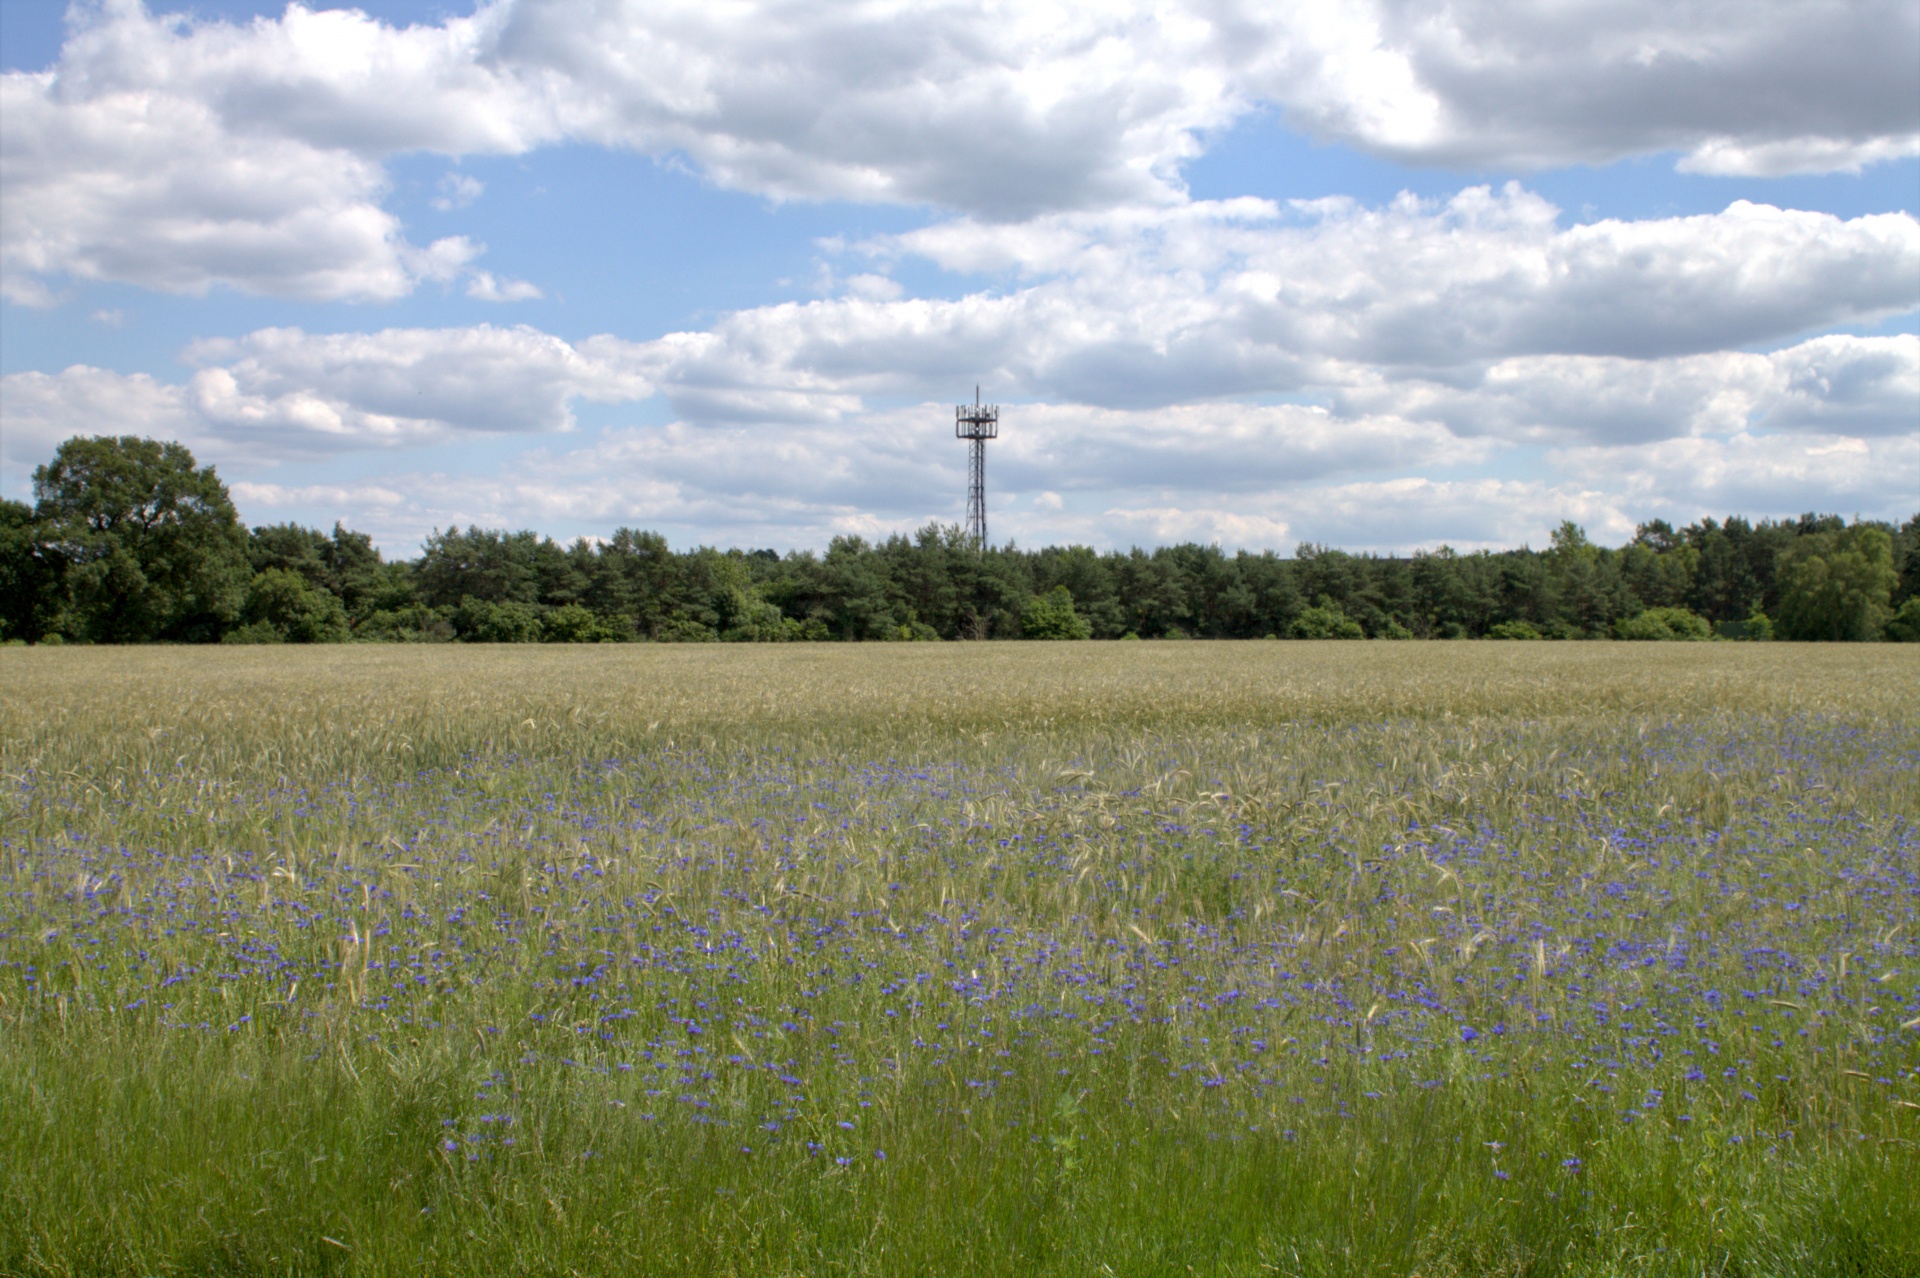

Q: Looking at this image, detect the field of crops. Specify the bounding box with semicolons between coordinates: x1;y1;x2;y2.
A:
3;643;1917;1276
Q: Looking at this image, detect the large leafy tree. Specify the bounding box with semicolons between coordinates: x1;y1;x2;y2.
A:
0;499;63;641
33;437;250;643
249;521;401;622
233;568;351;643
1775;525;1898;642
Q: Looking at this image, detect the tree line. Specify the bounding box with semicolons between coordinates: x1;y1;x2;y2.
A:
4;436;1917;645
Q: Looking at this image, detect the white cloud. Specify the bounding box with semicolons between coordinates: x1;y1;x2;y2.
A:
991;401;1489;492
1677;134;1920;178
1336;336;1920;445
1100;478;1633;554
1550;432;1920;521
179;323;654;443
1253;0;1920;177
709;193;1920;411
1760;336;1920;436
214;421;1917;556
496;0;1920;191
843;274;903;303
0;325;658;484
0;0;538;302
0;366;209;488
1;69;417;302
432;172;486;210
6;1;1916;302
5;182;1912;545
464;271;543;302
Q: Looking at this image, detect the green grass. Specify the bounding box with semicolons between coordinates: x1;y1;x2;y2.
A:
2;643;1917;1276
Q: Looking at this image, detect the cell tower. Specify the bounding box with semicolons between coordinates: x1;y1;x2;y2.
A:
955;386;998;549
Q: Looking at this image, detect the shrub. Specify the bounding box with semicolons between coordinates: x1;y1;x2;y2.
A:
1487;620;1541;640
1022;586;1092;640
1885;597;1920;643
543;604;617;643
354;606;454;643
1615;607;1710;641
235;568;350;643
719;590;794;643
657;615;719;643
1715;612;1774;642
454;597;543;643
1289;599;1364;639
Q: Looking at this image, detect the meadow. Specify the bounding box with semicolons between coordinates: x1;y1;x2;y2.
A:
1;642;1916;1277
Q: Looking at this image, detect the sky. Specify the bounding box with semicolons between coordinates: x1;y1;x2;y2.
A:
2;0;1916;556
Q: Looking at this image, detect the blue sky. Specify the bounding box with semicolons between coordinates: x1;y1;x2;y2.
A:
3;0;1916;554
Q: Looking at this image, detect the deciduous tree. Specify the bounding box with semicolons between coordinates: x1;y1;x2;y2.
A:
32;437;248;643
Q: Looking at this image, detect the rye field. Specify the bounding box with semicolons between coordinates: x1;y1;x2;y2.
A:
2;643;1916;1277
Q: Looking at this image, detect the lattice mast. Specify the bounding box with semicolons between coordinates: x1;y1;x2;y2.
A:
955;386;998;549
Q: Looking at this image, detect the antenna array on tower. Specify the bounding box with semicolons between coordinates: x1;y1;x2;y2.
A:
954;387;999;549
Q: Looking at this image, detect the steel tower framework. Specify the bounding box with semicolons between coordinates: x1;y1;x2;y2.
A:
955;387;998;549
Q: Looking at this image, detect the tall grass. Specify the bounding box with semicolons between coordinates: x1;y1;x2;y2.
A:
2;643;1916;1276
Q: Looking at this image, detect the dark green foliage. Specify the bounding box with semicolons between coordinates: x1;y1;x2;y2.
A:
0;498;63;642
14;436;1917;645
1775;525;1899;642
416;527;553;608
1289;597;1365;639
542;603;618;643
1715;611;1775;642
353;605;455;643
1883;597;1920;643
453;596;544;643
1895;515;1920;605
1021;585;1092;639
31;437;249;642
232;567;351;643
1615;606;1711;641
248;521;402;621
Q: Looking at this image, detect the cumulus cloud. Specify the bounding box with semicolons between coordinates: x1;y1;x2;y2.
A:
5;0;1916;302
464;271;542;302
990;401;1489;492
8;327;1911;553
217;418;1916;556
5;175;1913;547
2;72;415;302
1253;0;1920;176
0;0;542;302
1144;477;1634;554
432;172;485;210
178;323;655;443
1549;432;1920;522
0;366;210;486
1337;336;1920;445
1760;336;1920;435
0;326;659;487
7;185;1913;469
676;194;1918;417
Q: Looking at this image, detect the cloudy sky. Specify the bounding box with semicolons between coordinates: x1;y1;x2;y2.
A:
2;0;1916;554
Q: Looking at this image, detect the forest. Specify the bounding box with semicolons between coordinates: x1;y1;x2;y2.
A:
4;436;1916;645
